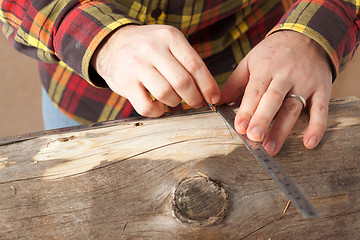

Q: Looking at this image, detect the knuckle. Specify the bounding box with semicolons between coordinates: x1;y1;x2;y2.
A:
257;63;271;74
187;98;204;108
200;80;218;96
168;98;182;107
158;25;181;40
172;74;192;91
237;110;253;121
125;54;142;66
184;57;203;73
154;88;172;102
134;101;162;117
266;88;284;103
311;102;329;114
201;86;214;99
247;88;263;101
283;64;296;77
137;38;159;54
134;104;151;117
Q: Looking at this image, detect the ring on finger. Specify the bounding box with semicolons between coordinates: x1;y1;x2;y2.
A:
286;93;306;109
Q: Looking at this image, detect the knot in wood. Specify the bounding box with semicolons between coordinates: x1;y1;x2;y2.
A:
173;176;228;226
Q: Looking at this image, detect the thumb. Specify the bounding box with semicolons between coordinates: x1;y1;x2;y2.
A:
218;60;249;105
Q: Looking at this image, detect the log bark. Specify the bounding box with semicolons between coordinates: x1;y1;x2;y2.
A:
0;97;359;239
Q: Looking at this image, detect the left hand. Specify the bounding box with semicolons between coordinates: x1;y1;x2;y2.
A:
219;30;333;156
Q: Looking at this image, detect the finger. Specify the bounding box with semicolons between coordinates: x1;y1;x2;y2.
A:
219;60;249;105
303;91;330;149
153;52;204;108
140;66;182;107
246;79;292;142
169;38;220;105
262;94;304;156
234;72;271;135
127;82;167;117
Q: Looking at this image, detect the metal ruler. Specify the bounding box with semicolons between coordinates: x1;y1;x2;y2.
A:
212;104;320;218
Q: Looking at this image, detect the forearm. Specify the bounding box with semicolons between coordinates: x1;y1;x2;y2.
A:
0;0;139;84
268;0;360;78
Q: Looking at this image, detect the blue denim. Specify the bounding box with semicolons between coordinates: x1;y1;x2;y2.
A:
42;87;80;130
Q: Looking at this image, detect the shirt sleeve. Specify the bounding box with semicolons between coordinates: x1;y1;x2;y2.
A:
268;0;360;78
0;0;140;86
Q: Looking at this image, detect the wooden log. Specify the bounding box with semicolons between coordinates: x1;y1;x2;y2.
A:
0;97;359;239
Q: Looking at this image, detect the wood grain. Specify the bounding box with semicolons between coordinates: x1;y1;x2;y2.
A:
0;97;359;239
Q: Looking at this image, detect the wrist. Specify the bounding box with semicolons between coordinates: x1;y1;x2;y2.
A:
90;24;138;81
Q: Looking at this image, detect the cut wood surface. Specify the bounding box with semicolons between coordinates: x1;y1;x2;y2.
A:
0;97;359;239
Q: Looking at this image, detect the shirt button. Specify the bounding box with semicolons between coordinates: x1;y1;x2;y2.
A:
151;8;162;19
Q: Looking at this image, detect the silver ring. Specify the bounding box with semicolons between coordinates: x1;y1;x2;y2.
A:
287;93;306;109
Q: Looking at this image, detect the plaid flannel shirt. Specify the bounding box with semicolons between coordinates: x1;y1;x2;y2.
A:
1;0;359;124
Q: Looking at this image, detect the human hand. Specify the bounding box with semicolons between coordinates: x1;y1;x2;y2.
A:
91;24;220;117
219;31;333;156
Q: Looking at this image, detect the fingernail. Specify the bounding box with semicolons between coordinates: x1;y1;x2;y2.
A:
249;126;263;140
264;140;276;153
210;94;220;104
307;136;317;149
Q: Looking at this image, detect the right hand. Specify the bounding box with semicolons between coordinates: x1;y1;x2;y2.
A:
91;24;221;117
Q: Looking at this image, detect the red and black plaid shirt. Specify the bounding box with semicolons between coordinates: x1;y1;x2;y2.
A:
1;0;359;123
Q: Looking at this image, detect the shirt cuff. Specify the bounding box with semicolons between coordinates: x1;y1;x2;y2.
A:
267;1;359;79
53;1;140;87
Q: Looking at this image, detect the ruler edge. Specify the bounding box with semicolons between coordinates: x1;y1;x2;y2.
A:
215;105;320;218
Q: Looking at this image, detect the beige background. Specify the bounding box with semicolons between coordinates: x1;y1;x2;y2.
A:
0;34;359;138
